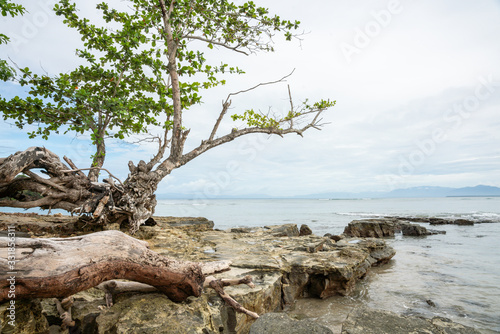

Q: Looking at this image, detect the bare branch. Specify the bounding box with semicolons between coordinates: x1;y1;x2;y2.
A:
60;167;124;188
184;35;249;55
228;69;295;98
208;100;232;142
63;156;86;178
23;170;67;193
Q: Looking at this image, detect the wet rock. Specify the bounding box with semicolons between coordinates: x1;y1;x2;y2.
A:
344;219;445;238
341;307;481;334
386;216;476;225
299;224;313;236
343;219;398;238
430;218;474;226
400;222;431;236
249;313;333;334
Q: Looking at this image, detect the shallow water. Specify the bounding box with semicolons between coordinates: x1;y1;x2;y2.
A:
156;197;500;333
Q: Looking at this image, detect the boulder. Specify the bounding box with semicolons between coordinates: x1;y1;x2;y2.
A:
341;307;481;334
264;224;300;237
249;313;333;334
343;219;398;238
299;224;313;236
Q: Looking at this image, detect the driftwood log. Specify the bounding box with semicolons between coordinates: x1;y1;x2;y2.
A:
0;230;233;303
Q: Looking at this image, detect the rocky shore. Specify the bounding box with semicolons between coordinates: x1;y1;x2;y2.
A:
0;213;482;333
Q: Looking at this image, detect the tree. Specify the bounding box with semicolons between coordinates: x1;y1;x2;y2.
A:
0;0;335;233
0;0;25;80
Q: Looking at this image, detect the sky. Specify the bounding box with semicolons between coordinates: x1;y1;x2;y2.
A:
1;0;499;198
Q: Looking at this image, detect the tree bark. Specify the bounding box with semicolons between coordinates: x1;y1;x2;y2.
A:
0;230;231;303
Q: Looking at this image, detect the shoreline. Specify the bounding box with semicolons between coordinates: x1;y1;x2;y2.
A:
0;212;491;333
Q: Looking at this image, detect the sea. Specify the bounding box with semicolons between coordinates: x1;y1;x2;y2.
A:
155;197;500;333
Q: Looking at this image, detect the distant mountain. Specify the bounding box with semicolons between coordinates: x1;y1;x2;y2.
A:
302;185;500;199
156;185;500;200
446;185;500;197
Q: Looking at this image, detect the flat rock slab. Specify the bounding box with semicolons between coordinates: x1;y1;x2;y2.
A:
249;313;333;334
341;307;482;334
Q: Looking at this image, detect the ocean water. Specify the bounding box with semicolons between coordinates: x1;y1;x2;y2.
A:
156;197;500;333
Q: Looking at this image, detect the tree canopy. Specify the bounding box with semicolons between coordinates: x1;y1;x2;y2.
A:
0;0;25;80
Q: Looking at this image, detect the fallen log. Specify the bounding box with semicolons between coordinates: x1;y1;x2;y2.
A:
0;230;231;303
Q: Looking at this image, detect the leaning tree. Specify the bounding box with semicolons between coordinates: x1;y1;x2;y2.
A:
0;0;335;233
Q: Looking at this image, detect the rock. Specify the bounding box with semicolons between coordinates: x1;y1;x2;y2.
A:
341;307;481;334
344;219;445;238
329;235;343;241
0;299;49;334
0;215;396;334
430;218;474;226
249;313;333;334
153;216;215;231
385;216;476;226
299;224;313;236
399;222;431;236
96;293;217;334
264;224;300;237
343;219;398;238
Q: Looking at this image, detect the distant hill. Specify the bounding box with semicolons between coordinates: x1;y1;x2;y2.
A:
156;185;500;200
305;185;500;199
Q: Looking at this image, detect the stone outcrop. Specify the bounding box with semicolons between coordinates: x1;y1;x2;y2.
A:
343;219;445;238
385;216;477;225
0;214;395;334
341;307;482;334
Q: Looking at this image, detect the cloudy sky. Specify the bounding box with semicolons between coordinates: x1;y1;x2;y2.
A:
1;0;499;198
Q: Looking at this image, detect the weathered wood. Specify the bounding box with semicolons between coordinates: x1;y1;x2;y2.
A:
0;230;231;303
207;278;260;319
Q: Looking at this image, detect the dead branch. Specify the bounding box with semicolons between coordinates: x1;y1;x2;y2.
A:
0;230;232;303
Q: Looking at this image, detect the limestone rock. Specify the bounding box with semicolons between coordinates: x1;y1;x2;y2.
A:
264;224;300;237
0;214;397;334
249;313;333;334
341;307;481;334
96;293;218;334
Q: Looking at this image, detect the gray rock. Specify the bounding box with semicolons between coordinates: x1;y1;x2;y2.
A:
344;219;446;238
341;307;481;334
249;313;333;334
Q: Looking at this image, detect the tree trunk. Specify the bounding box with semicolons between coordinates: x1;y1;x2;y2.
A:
0;230;231;303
